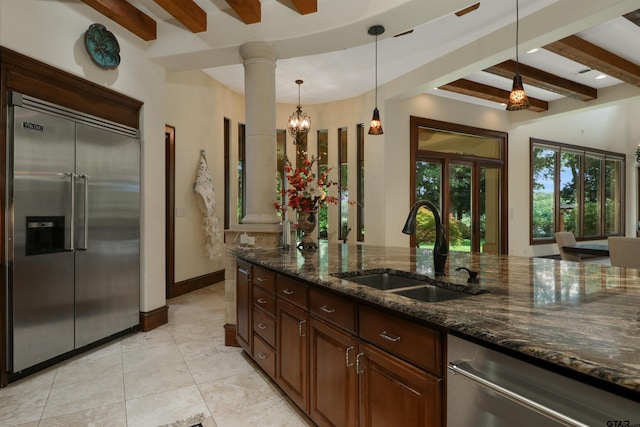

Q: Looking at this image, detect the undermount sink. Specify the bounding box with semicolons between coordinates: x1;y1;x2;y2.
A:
331;268;487;303
331;270;428;290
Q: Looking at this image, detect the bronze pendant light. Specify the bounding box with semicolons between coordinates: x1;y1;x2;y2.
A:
506;0;531;111
368;25;385;135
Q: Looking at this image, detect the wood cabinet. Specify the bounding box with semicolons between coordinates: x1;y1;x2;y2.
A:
235;260;444;427
235;259;252;353
358;342;441;427
275;274;310;412
310;316;359;427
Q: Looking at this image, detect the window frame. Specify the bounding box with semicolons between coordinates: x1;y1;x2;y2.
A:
529;138;626;245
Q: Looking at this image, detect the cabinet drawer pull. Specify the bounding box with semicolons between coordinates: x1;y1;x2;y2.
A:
356;352;364;375
298;319;307;337
256;276;267;282
345;346;355;368
257;323;267;330
257;298;268;304
282;288;295;295
380;331;401;342
238;268;250;276
257;352;267;360
320;305;336;314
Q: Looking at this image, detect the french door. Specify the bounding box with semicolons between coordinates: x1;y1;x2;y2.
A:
410;116;507;254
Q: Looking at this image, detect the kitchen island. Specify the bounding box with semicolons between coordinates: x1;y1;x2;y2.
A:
231;242;640;425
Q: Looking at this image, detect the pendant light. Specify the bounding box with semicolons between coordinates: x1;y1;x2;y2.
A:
506;0;531;111
288;79;311;145
368;25;385;135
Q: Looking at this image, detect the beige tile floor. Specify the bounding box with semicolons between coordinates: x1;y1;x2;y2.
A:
0;283;313;427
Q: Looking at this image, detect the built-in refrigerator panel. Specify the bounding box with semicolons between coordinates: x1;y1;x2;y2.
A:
7;93;140;375
9;106;76;372
74;123;140;348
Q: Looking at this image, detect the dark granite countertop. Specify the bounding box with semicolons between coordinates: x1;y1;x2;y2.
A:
231;243;640;400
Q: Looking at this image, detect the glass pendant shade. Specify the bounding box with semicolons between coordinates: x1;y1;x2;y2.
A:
368;107;383;135
506;74;531;111
288;80;310;144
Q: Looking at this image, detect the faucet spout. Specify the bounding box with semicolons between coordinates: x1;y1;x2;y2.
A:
402;200;449;276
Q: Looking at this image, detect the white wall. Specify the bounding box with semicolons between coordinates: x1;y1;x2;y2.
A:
1;0;167;312
165;70;245;281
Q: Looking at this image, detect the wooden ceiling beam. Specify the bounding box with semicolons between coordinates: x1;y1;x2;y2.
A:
455;2;480;17
80;0;156;41
290;0;318;15
154;0;207;33
484;60;597;101
439;79;548;112
623;9;640;27
544;35;640;88
225;0;261;24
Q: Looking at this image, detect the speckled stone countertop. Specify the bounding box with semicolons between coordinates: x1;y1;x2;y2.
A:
231;243;640;400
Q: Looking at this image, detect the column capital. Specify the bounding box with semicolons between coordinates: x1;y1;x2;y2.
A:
239;41;278;63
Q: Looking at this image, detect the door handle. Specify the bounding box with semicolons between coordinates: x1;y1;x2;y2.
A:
79;174;89;250
64;172;75;251
298;319;306;337
356;352;364;375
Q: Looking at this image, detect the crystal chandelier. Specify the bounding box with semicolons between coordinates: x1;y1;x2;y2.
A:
288;79;311;145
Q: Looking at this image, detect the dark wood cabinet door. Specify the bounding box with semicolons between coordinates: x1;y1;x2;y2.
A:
310;317;359;427
276;298;309;412
236;260;252;353
358;342;442;427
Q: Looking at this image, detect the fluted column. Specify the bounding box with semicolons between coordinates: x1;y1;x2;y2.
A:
239;41;280;224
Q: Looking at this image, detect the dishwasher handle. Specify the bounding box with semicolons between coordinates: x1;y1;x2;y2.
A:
447;360;589;427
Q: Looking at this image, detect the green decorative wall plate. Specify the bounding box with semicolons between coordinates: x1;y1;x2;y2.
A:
84;23;120;69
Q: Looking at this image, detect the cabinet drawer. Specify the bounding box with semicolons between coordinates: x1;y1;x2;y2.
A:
253;334;276;379
359;304;442;376
277;275;308;309
309;287;357;334
253;285;276;315
252;265;276;292
253;306;276;347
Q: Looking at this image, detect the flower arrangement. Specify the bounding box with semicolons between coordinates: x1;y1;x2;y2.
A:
274;155;340;215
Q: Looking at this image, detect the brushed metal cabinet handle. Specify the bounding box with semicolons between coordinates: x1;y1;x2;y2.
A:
257;298;268;304
298;319;306;337
380;331;401;342
238;268;250;276
356;352;365;375
320;305;336;314
257;323;267;330
345;346;355;368
257;352;267;360
256;276;267;282
282;288;295;295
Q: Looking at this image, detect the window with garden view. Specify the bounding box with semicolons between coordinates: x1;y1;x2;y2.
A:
530;138;624;243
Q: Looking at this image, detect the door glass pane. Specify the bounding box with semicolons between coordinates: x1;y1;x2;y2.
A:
276;129;286;221
418;126;502;159
480;167;501;254
317;130;328;239
449;164;472;253
338;128;349;240
415;161;441;248
584;155;602;237
532;146;557;239
559;151;581;234
604;158;622;235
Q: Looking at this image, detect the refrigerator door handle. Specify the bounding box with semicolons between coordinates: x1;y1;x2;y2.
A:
79;174;89;250
64;172;76;251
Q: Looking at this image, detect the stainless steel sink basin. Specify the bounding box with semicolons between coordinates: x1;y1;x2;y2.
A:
331;268;487;302
331;269;428;290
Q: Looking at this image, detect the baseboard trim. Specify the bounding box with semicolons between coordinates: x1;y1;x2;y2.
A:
139;305;169;332
224;323;239;347
168;269;225;299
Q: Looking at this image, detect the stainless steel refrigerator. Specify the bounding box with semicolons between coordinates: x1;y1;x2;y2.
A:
6;93;140;374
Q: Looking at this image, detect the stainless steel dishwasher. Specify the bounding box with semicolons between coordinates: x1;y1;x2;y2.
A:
447;335;640;427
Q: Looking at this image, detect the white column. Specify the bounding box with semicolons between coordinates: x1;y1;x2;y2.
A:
239;41;280;224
